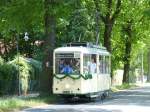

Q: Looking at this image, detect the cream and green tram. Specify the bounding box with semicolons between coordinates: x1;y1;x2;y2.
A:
53;42;111;99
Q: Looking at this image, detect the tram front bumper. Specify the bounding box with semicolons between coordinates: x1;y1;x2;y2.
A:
53;77;82;95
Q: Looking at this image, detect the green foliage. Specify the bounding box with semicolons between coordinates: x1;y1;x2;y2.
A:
64;8;95;42
0;56;42;95
32;46;45;61
56;0;96;44
0;57;17;95
1;0;150;89
144;8;150;17
9;56;42;94
111;0;150;72
0;0;44;33
0;57;4;65
10;56;34;94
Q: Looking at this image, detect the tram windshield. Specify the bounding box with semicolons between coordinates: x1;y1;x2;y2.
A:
55;53;80;74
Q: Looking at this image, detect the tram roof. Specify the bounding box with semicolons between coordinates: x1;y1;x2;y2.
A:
54;46;110;55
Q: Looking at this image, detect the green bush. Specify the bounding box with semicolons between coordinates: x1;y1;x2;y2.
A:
0;56;42;96
0;57;17;95
25;58;42;91
10;56;34;95
0;57;4;65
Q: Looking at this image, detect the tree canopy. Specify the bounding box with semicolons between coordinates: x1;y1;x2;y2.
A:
0;0;150;94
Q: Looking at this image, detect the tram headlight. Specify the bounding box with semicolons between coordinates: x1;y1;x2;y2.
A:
65;84;70;89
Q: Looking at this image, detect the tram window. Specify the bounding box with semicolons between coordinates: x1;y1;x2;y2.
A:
55;55;80;74
83;54;91;74
103;56;106;74
90;55;97;74
99;55;103;74
99;55;108;74
105;56;109;74
83;54;97;74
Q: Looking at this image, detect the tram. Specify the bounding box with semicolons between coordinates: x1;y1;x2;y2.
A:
53;42;111;99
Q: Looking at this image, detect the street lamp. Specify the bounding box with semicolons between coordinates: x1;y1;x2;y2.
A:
24;32;29;41
17;32;29;95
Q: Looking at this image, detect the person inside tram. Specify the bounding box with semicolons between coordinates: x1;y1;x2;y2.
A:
88;58;97;74
61;61;73;74
73;58;80;74
59;59;64;73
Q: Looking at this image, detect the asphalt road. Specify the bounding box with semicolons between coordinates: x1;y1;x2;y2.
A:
21;84;150;112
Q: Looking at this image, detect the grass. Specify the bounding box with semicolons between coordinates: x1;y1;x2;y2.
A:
0;95;58;112
111;83;138;92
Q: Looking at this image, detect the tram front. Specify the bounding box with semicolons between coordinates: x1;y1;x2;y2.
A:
53;49;83;97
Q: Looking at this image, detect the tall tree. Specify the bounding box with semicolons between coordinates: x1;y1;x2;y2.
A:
40;0;71;94
39;0;57;94
93;0;121;52
119;0;148;83
122;20;133;83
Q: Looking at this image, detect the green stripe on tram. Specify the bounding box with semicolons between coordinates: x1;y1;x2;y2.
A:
53;73;92;80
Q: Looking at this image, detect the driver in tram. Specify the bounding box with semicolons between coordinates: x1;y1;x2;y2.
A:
59;59;64;72
61;61;73;74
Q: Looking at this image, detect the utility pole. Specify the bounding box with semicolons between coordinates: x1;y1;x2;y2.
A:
147;48;150;82
95;10;100;45
16;34;21;95
17;32;29;95
141;50;144;83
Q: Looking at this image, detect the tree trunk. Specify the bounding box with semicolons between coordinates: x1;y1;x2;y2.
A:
40;0;56;94
123;41;131;83
93;0;121;53
104;22;113;53
122;21;132;83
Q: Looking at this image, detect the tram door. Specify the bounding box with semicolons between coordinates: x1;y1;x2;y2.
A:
88;54;97;93
83;54;97;93
90;54;97;93
97;55;104;91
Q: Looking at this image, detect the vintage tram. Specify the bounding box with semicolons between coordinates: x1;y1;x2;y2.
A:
53;42;111;99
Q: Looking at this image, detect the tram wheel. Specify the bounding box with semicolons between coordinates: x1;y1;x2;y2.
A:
104;91;110;98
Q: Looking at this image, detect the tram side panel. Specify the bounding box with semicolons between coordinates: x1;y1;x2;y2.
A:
97;75;105;92
81;74;98;94
81;74;110;97
97;74;111;92
89;74;98;93
106;74;111;90
80;77;90;94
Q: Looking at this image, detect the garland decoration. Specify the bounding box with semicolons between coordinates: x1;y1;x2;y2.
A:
53;73;92;80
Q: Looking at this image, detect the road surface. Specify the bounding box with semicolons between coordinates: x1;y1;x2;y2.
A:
21;84;150;112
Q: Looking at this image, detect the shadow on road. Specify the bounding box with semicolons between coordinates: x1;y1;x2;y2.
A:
21;85;150;112
103;86;150;107
22;108;121;112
